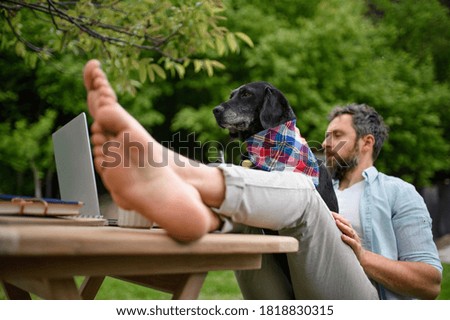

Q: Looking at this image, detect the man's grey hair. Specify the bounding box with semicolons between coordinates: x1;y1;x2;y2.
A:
327;104;389;161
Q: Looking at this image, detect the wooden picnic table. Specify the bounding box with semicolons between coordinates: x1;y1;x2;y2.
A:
0;218;298;299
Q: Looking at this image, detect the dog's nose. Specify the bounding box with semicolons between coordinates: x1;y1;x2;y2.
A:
213;105;224;116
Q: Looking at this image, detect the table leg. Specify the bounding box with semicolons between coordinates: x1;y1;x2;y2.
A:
172;273;207;300
1;281;31;300
4;278;81;299
115;273;208;299
79;276;105;300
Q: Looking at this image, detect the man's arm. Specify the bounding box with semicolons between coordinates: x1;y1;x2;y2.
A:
358;250;441;299
333;212;442;299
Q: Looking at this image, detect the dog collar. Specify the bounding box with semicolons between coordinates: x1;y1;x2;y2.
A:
245;119;319;186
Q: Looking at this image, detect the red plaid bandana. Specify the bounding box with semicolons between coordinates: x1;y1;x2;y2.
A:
245;119;319;186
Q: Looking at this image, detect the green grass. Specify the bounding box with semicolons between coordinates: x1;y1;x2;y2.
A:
437;263;450;300
0;271;242;300
1;264;449;300
91;270;243;300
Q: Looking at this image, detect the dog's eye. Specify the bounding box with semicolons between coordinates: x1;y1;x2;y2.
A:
241;91;252;98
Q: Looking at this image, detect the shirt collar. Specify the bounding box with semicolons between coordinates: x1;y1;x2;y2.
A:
362;166;379;183
333;166;379;187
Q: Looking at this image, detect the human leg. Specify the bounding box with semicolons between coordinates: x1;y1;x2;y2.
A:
215;165;379;299
281;196;378;299
84;59;222;241
234;226;295;299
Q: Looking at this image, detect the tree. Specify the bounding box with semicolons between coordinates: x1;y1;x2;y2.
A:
0;110;56;198
0;0;253;196
0;0;253;94
171;0;450;186
0;0;448;195
367;0;450;182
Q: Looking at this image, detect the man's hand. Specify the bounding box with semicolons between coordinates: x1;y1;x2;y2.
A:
332;212;367;264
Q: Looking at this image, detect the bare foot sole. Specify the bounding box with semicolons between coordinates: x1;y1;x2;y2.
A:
83;60;219;241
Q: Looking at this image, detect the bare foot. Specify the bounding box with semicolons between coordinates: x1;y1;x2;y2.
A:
83;60;220;241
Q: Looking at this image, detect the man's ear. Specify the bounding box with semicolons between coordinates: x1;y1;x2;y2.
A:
260;86;289;129
361;134;375;154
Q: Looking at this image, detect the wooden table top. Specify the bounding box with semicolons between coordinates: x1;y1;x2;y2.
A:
0;218;299;299
0;224;299;257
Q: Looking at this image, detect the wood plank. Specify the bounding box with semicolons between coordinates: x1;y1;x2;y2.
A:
1;281;31;300
79;276;105;300
5;278;81;299
115;273;207;299
172;273;207;300
0;225;298;256
0;254;261;278
0;223;298;301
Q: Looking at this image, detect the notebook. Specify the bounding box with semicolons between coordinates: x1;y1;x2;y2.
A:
52;112;117;225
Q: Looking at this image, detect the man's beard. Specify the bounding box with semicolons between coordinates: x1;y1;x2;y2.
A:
326;143;359;181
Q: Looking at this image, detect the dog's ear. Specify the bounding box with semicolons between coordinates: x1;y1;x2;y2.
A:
260;86;292;129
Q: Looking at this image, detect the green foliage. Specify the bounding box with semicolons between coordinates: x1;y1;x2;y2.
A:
0;0;252;94
0;0;449;195
0;0;251;195
171;105;232;163
172;106;226;142
363;0;450;185
171;0;450;186
0;110;56;173
369;0;450;82
0;110;57;196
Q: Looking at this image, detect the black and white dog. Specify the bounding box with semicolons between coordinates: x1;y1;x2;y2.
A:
213;81;338;212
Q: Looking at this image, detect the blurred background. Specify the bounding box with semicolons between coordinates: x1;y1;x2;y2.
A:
1;0;449;300
0;0;449;239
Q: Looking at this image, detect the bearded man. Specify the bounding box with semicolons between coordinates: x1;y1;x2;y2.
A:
323;104;441;299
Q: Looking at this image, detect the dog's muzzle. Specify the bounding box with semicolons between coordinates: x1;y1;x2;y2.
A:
213;104;251;131
213;105;224;117
213;105;226;127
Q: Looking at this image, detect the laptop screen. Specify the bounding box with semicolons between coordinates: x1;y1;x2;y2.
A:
52;112;102;218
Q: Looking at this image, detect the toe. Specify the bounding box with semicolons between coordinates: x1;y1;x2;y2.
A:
83;59;101;90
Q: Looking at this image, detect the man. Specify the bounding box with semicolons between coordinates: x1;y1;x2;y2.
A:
323;104;442;299
83;59;441;299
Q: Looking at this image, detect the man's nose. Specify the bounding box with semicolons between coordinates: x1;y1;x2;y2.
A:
322;137;329;150
322;135;335;155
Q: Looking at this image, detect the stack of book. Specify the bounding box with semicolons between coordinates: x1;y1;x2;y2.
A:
0;194;83;216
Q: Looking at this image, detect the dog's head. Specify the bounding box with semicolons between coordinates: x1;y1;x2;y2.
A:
213;81;296;140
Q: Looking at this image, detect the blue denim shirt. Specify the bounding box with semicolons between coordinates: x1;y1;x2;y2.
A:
334;166;442;300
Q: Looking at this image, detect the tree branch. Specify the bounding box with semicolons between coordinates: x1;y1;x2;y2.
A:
0;0;187;62
4;13;51;54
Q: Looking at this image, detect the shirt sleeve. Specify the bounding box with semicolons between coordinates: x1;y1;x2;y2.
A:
390;181;443;273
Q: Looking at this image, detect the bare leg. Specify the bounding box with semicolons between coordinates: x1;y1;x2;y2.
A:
84;59;221;241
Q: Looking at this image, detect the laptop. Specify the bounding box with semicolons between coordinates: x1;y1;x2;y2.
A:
52;112;117;225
